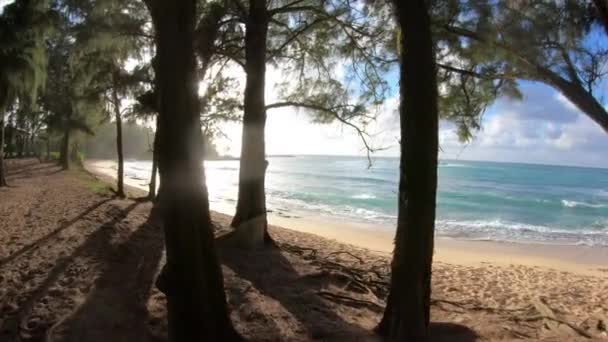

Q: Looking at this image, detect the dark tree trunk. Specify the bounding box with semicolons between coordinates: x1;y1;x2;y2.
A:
0;117;7;187
16;134;23;158
593;0;608;36
148;0;240;340
29;134;35;158
534;66;608;134
23;134;29;156
231;0;271;246
7;122;14;158
148;118;159;200
112;87;125;198
46;137;50;161
376;0;439;340
59;130;70;170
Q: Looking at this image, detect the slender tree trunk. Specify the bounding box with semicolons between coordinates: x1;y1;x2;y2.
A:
148;119;159;200
7;122;14;158
112;86;125;198
149;0;240;340
17;134;23;158
29;134;36;158
231;0;271;246
60;130;69;170
46;137;50;161
0;117;7;187
376;1;439;340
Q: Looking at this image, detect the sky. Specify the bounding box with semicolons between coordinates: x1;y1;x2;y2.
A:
215;69;608;168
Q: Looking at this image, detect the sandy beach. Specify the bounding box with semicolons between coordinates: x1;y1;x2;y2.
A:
1;159;607;341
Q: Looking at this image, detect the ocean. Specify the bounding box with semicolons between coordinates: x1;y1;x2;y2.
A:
122;155;608;246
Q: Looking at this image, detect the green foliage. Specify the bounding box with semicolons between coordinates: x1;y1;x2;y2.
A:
0;0;54;112
431;0;608;139
72;168;112;195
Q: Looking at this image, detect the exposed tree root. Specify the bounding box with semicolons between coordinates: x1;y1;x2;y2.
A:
512;315;593;339
316;290;384;312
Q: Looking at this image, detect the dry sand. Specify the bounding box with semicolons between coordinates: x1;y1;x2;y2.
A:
0;159;606;341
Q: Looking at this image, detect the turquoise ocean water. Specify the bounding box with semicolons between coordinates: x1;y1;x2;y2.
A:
123;155;608;246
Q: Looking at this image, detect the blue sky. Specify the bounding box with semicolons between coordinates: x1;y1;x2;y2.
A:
437;82;608;168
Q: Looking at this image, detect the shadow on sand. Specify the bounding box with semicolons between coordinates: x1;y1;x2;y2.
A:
47;205;165;342
220;244;478;342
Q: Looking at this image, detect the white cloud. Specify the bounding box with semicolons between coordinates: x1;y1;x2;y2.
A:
439;84;608;168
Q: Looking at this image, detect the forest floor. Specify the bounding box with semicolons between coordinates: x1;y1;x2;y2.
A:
0;159;607;341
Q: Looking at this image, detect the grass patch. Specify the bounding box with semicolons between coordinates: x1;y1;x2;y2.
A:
70;168;113;196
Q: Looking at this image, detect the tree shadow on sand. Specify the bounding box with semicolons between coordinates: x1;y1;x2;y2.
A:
220;245;478;342
6;162;58;177
0;198;112;268
219;245;380;341
47;207;165;342
0;201;148;341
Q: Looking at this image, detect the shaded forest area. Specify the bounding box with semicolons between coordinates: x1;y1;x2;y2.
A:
2;0;608;341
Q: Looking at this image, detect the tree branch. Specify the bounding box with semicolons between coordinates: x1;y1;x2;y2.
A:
266;101;377;166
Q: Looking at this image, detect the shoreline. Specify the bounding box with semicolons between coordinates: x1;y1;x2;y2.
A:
86;159;608;276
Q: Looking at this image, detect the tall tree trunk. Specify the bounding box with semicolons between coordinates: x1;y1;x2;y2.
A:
149;0;240;340
59;130;70;170
112;86;125;198
231;0;271;246
0;117;7;187
24;134;29;156
17;134;23;158
148;119;159;200
376;0;439;340
7;121;14;158
29;134;34;156
46;136;50;161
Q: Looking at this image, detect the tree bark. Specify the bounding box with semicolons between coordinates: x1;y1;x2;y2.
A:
376;0;439;340
0;117;7;187
148;117;159;200
593;0;608;36
16;134;23;158
149;0;240;340
46;136;50;161
231;0;271;246
534;66;608;134
112;86;125;198
59;129;69;170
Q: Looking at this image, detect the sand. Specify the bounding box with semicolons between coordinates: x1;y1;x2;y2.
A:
1;158;607;341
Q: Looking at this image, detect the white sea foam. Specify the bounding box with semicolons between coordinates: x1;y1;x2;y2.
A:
561;200;606;209
436;219;608;246
440;163;469;168
351;194;376;199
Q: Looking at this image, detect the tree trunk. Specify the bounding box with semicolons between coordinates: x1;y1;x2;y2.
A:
149;0;240;340
46;136;50;161
0;117;7;187
376;0;439;340
593;0;608;36
16;134;23;158
148;117;159;200
59;129;70;170
534;66;608;134
231;0;271;246
112;86;125;198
